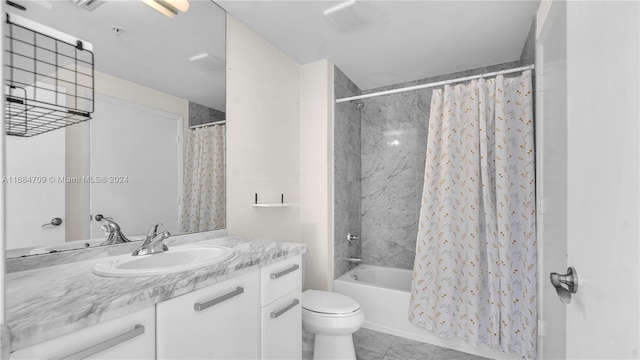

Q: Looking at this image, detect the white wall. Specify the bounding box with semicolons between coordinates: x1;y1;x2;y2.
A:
93;71;189;121
226;15;301;244
536;1;567;358
226;16;334;290
300;60;334;291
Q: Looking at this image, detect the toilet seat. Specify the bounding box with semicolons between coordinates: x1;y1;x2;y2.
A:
302;290;360;316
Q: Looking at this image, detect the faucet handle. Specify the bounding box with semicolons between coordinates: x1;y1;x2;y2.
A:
133;231;170;256
148;231;170;253
146;223;163;239
101;218;121;231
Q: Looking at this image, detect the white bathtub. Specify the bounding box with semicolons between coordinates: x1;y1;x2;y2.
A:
334;265;519;360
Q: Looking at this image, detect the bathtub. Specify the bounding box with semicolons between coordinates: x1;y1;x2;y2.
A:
334;265;519;360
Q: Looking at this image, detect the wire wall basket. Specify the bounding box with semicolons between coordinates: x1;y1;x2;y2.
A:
5;13;95;137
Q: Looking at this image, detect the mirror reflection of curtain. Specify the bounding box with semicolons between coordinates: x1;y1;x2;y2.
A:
180;124;226;232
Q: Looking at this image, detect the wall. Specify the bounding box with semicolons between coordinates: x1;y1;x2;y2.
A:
536;1;567;358
225;16;301;240
226;15;334;290
333;66;362;278
358;60;522;270
300;60;333;290
93;72;189;120
520;17;536;66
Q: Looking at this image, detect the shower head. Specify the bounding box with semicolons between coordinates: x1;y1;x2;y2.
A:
351;101;364;110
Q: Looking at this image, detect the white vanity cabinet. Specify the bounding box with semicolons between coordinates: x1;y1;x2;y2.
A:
260;255;302;360
9;254;303;360
10;307;155;360
156;269;261;359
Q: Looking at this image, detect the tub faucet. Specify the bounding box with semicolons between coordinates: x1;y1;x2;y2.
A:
132;231;170;256
347;258;363;264
99;217;131;246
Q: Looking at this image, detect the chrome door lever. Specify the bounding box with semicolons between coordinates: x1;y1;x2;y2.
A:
42;217;63;228
550;266;578;304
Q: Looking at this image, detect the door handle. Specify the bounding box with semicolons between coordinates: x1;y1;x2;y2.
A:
550;266;578;304
94;214;113;222
42;217;63;228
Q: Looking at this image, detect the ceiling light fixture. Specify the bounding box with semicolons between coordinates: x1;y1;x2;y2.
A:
71;0;105;12
189;53;224;72
323;0;369;32
141;0;190;18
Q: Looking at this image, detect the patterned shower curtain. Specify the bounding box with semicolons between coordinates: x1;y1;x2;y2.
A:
409;71;536;358
180;124;226;233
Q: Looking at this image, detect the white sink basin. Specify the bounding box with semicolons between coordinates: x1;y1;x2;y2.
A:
30;235;145;255
93;246;235;277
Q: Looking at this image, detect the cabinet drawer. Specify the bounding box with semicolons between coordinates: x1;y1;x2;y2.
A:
156;269;261;360
260;255;301;306
261;289;301;360
11;307;155;360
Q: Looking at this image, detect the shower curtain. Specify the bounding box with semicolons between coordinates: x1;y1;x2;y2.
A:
180;124;226;233
409;71;536;358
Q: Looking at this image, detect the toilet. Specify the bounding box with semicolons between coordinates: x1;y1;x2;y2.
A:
301;289;365;360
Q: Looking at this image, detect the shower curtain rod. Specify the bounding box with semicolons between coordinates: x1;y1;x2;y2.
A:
335;64;534;103
189;120;226;129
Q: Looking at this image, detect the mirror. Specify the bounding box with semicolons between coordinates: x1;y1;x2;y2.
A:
5;0;226;258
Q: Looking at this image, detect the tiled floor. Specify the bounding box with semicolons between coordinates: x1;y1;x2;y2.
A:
353;328;491;360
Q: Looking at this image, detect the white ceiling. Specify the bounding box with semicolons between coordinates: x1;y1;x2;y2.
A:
218;0;539;90
9;0;226;111
9;0;539;111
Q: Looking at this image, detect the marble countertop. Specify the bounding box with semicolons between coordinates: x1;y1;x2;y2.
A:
5;235;306;351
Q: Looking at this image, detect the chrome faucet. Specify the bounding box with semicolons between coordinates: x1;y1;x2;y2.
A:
132;230;170;256
347;258;363;264
99;217;131;246
146;223;162;240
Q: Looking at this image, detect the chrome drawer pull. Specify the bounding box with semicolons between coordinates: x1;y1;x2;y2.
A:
270;264;299;279
54;324;145;360
270;299;299;319
194;287;244;311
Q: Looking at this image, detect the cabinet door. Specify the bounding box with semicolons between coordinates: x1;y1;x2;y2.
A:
157;269;261;359
10;307;155;360
261;289;301;360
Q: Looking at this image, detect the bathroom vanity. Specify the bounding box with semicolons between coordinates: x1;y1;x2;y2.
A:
5;234;305;359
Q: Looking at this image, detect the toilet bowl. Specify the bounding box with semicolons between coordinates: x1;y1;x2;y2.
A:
301;290;365;360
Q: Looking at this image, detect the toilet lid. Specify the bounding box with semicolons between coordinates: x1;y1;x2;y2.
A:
302;290;360;315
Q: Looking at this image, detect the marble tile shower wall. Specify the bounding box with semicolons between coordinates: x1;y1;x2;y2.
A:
188;101;226;127
359;60;523;270
519;19;536;66
334;66;362;278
